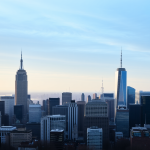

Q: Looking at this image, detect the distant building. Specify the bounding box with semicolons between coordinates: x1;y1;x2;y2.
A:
43;99;48;115
93;93;97;99
87;126;103;150
41;115;66;142
116;109;129;137
29;104;41;123
135;91;150;104
130;127;150;150
81;93;85;101
127;86;135;108
87;95;91;102
10;128;32;148
77;101;85;138
15;53;28;122
14;105;24;123
115;132;123;142
68;100;78;140
0;96;14;125
62;92;72;105
50;129;64;150
0;126;16;143
48;98;60;115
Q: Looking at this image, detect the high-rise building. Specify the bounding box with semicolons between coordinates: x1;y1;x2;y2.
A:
0;96;14;125
87;95;91;102
81;93;85;101
48;98;60;115
77;101;85;137
115;51;127;109
14;105;24;123
43;99;48;115
62;92;72;105
93;93;97;99
68;100;78;140
15;53;28;122
87;127;103;150
135;91;150;104
127;86;135;108
29;104;41;123
41;115;66;142
116;109;129;137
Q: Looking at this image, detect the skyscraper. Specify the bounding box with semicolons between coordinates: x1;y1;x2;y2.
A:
62;92;72;105
127;86;135;108
48;98;60;115
87;95;91;102
81;93;85;101
115;51;127;109
93;93;97;99
15;53;28;122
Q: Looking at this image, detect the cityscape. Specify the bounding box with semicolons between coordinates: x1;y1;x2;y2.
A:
1;1;150;150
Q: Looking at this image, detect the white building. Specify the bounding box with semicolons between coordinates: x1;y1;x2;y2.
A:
68;100;78;140
41;115;66;142
115;132;123;142
87;126;103;150
29;104;41;123
0;96;14;125
93;93;97;99
0;126;16;143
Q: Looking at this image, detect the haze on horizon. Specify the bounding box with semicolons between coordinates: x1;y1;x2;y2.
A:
0;0;150;94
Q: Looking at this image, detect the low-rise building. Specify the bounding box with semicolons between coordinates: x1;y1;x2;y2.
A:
87;126;103;150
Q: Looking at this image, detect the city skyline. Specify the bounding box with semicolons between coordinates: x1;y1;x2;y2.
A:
1;1;150;93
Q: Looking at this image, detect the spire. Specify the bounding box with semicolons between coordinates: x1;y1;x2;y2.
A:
101;79;104;98
20;51;23;70
120;48;122;68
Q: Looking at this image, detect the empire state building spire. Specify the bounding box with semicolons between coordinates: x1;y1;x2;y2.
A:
20;51;23;70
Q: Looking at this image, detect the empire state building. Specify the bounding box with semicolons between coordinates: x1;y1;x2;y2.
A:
15;53;28;122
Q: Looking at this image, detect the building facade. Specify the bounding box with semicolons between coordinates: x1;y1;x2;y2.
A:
14;105;24;123
87;95;91;102
15;53;28;122
0;96;14;125
135;91;150;104
87;127;103;150
68;100;78;140
93;93;97;99
29;104;41;123
62;92;72;105
81;93;85;101
48;98;60;115
41;115;66;142
127;86;135;108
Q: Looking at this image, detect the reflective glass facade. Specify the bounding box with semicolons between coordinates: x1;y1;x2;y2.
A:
115;68;127;108
127;86;135;108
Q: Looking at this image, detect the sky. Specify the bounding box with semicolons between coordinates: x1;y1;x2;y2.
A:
0;0;150;96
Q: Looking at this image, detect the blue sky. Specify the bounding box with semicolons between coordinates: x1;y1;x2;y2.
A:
0;0;150;94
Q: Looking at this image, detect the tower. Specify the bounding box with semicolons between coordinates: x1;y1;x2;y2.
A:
15;52;28;122
115;50;127;108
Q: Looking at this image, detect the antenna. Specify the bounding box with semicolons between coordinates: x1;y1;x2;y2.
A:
101;79;104;99
120;48;122;68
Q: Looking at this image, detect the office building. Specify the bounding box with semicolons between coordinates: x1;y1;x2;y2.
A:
14;105;23;123
52;105;68;134
0;112;1;126
130;127;150;150
68;100;78;140
26;122;40;140
41;115;66;142
87;127;103;150
115;51;127;110
115;132;123;142
48;98;60;115
10;128;32;148
62;92;72;105
0;96;14;125
81;93;85;101
50;129;64;150
129;104;142;132
87;95;91;102
127;86;135;108
100;93;114;99
29;104;41;123
93;93;97;99
85;100;108;117
116;109;129;137
43;99;48;115
15;53;28;122
135;91;150;104
77;101;85;137
0;126;16;143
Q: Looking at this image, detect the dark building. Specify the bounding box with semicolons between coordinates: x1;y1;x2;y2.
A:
62;92;72;105
48;98;60;115
106;99;114;122
127;86;135;108
0;101;5;116
50;130;64;150
141;96;150;126
15;53;28;123
129;104;142;131
52;105;68;132
83;117;109;145
77;101;85;137
43;99;48;115
14;105;23;122
26;122;40;140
